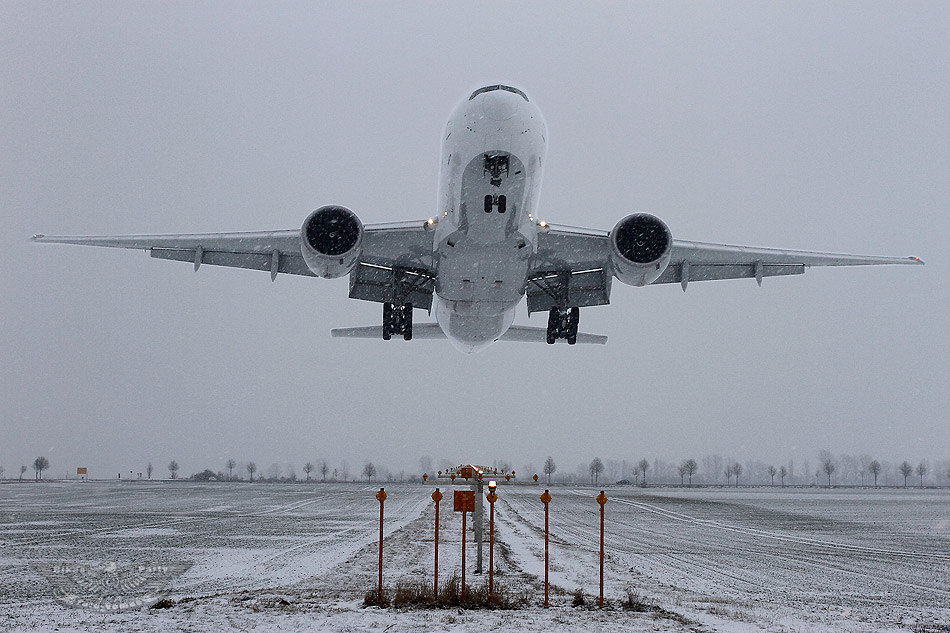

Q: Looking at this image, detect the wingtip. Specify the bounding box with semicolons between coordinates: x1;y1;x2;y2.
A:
909;256;925;265
32;234;45;241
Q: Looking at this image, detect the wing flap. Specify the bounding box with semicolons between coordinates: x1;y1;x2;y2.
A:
652;262;804;285
150;248;316;277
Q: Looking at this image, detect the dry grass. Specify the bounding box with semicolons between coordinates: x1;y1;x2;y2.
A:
363;573;530;610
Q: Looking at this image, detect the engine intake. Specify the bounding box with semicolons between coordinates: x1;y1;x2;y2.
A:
300;206;363;278
610;213;673;286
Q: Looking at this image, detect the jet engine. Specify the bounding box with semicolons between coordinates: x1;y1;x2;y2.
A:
300;206;363;278
609;213;673;286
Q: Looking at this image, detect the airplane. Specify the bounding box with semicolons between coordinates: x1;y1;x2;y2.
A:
34;84;923;353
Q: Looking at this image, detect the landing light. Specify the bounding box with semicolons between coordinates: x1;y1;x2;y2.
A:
538;221;547;227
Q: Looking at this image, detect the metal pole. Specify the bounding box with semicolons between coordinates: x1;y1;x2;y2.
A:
489;500;494;596
600;499;604;608
487;490;497;597
475;479;483;573
376;487;386;600
541;489;551;607
597;490;607;608
432;488;442;599
461;510;467;599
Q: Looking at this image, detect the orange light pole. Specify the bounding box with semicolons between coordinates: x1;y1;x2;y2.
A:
432;488;442;598
486;481;497;598
461;508;467;598
596;490;607;608
540;489;552;607
376;487;387;600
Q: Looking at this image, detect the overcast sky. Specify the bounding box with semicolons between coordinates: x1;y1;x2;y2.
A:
2;2;947;481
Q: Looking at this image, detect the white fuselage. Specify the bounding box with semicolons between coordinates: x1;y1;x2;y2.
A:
433;86;548;352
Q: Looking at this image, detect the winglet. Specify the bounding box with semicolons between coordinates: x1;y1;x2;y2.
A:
909;256;925;264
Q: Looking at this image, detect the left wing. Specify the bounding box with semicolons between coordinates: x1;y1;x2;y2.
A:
32;221;435;285
529;223;922;312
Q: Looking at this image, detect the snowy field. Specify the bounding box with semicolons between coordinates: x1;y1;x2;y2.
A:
0;481;947;632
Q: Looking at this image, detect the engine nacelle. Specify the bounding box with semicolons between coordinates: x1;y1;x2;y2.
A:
609;213;673;287
300;206;363;279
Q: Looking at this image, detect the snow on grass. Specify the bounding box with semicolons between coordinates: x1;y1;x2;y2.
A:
0;481;947;632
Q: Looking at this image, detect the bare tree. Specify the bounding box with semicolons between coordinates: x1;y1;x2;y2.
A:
683;459;698;486
320;460;329;482
168;460;179;479
869;460;882;487
543;456;557;484
33;456;50;480
632;465;641;485
899;461;913;487
677;464;687;485
822;458;836;487
638;458;650;486
767;465;778;486
589;458;605;485
362;462;377;482
20;465;27;481
246;461;257;482
732;462;742;487
303;462;315;481
0;465;5;479
146;462;154;479
724;464;733;487
226;459;236;481
916;461;927;487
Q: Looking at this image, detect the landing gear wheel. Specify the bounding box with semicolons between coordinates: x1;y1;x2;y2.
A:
546;306;581;345
546;307;559;344
382;303;393;340
382;302;413;341
567;307;579;345
403;305;413;341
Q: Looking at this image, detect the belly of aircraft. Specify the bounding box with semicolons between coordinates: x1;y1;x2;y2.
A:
434;151;531;351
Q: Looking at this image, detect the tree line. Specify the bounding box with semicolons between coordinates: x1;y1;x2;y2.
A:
4;452;948;488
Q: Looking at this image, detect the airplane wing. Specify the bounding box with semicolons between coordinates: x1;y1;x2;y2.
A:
32;221;435;284
529;223;923;313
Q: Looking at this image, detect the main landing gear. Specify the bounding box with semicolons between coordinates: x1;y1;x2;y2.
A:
383;303;413;340
546;306;579;345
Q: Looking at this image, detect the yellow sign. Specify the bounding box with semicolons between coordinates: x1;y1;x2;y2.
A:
76;468;87;475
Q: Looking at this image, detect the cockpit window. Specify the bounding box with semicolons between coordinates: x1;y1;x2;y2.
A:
469;85;529;102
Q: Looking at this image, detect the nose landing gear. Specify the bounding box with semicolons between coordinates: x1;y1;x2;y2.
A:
546;306;579;345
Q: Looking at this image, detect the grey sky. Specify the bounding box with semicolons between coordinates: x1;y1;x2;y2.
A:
2;2;947;480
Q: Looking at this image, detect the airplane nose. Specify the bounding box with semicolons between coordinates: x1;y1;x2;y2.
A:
481;94;520;121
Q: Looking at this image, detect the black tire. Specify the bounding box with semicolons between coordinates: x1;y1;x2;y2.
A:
403;304;413;341
382;303;392;340
546;307;559;344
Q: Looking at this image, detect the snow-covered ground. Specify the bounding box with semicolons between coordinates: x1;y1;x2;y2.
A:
0;481;947;632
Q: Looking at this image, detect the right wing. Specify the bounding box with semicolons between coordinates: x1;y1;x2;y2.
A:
32;221;436;287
